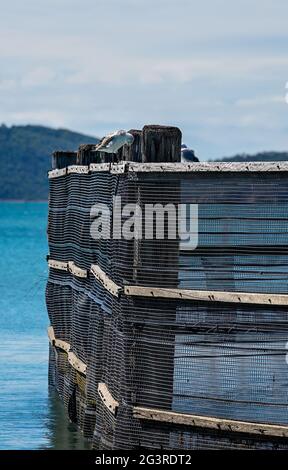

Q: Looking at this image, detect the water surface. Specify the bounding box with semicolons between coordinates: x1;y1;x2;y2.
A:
0;202;88;449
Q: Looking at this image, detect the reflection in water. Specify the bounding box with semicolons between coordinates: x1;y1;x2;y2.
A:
43;389;91;450
0;332;90;450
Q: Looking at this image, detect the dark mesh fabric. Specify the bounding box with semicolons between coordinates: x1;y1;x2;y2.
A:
46;167;288;449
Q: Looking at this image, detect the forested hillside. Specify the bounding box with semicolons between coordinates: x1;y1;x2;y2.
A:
0;125;99;199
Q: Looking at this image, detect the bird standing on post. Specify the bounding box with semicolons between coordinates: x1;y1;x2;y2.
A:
95;130;134;154
181;144;199;162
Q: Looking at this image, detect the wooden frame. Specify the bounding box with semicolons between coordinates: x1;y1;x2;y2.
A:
133;407;288;438
48;167;67;179
48;259;68;271
67;165;89;175
124;285;288;306
55;338;70;353
47;326;86;375
48;161;288;179
90;264;121;297
89;163;111;172
47;325;56;344
68;261;88;278
98;382;119;416
126;161;288;173
68;351;87;375
48;258;288;306
48;259;87;278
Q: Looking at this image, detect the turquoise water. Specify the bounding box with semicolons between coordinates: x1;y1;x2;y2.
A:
0;202;88;450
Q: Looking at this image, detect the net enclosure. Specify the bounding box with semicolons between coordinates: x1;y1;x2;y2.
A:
46;129;288;450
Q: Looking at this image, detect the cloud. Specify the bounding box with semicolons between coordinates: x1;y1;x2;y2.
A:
3;111;67;128
235;95;285;107
63;55;288;86
0;0;288;159
21;67;56;87
0;79;16;90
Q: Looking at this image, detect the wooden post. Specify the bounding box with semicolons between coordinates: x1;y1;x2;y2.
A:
141;125;181;163
77;144;121;165
52;151;77;169
76;144;101;165
132;125;181;411
121;129;142;162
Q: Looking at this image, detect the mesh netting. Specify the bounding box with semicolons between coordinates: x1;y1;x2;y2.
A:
46;166;288;449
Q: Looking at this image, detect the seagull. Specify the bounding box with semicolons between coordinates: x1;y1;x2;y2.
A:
95;130;134;154
181;144;199;162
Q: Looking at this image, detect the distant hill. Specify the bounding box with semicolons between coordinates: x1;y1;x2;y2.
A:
0;124;99;199
213;151;288;163
1;125;287;199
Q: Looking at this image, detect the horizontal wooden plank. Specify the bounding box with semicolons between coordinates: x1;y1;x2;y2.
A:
48;258;288;306
68;351;87;375
110;162;127;174
48;161;288;178
47;326;70;351
48;167;67;179
67;165;89;174
89;163;111;172
133;407;288;438
47;326;86;373
48;259;68;271
98;383;119;416
90;264;121;297
48;259;87;278
127;161;288;173
124;285;288;306
68;261;88;278
55;338;70;353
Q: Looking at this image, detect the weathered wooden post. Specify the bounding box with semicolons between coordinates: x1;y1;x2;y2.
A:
76;144;101;165
121;129;142;162
52;151;77;169
77;143;124;165
132;125;181;414
141;125;182;163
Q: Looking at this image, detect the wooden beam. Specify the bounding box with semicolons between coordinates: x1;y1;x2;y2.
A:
110;162;127;174
48;259;87;278
47;326;55;344
55;338;71;353
52;151;77;170
77;144;100;165
68;351;87;375
141;125;182;163
89;163;111;172
48;161;288;178
98;383;119;416
48;259;68;271
133;407;288;438
48;326;70;350
68;261;88;278
67;165;89;175
90;264;121;297
47;327;86;374
48;258;288;306
121;129;143;162
127;161;288;173
48;168;67;179
124;285;288;306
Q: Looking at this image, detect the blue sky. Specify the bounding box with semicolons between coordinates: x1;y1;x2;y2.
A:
0;0;288;159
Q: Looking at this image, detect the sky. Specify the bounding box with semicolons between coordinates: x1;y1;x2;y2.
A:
0;0;288;159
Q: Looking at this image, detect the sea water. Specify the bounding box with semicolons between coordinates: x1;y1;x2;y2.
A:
0;202;89;450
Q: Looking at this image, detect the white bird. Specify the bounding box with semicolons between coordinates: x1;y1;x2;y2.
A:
95;130;134;153
181;144;199;162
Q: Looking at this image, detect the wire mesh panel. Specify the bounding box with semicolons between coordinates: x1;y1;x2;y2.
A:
46;163;288;449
